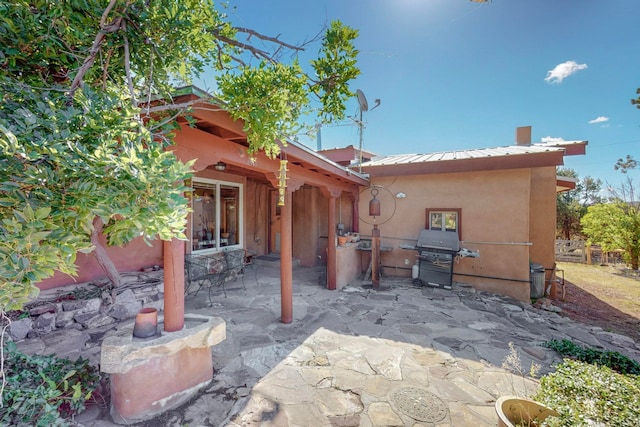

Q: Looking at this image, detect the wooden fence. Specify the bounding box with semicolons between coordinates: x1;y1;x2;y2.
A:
555;240;625;265
555;240;586;263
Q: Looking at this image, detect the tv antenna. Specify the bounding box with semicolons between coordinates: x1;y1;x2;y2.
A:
356;89;381;173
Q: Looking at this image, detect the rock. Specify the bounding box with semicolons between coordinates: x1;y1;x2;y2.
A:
83;313;116;329
32;312;56;335
15;338;45;355
28;303;57;316
62;297;102;314
8;317;32;341
55;311;77;328
534;298;562;313
107;289;142;320
41;329;91;358
522;346;548;361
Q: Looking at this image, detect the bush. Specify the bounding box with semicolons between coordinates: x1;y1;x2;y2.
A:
533;359;640;427
543;338;640;375
0;341;101;426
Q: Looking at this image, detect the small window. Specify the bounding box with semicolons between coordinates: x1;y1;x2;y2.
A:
426;208;461;237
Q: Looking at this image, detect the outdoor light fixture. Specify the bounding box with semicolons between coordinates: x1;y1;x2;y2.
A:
369;188;381;218
214;161;226;171
396;192;406;199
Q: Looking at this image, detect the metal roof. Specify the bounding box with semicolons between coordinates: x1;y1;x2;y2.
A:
361;144;571;167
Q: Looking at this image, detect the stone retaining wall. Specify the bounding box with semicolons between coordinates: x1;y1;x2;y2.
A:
6;270;165;364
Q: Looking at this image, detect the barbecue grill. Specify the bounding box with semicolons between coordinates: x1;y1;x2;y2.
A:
414;229;460;289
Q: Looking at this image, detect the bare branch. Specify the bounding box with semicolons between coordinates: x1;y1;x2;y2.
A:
122;22;137;106
211;28;273;63
68;0;129;98
233;27;307;52
143;100;226;115
99;0;119;27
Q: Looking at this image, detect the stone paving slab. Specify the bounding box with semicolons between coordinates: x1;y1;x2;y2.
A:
14;264;640;426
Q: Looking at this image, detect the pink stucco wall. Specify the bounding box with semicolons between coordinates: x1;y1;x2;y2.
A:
38;236;163;291
359;167;557;301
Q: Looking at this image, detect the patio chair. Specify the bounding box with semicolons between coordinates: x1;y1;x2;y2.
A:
243;249;259;285
184;253;228;302
223;249;247;291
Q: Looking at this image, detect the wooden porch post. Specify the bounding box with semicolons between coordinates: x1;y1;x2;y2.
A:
327;195;337;290
350;191;360;234
163;238;185;332
371;224;380;290
280;187;293;323
279;179;304;324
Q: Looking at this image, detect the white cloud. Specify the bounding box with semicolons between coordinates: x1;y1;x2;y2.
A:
541;136;565;143
544;60;588;84
588;116;609;124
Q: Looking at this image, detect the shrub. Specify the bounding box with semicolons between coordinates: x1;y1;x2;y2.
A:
0;341;101;426
543;338;640;375
533;359;640;427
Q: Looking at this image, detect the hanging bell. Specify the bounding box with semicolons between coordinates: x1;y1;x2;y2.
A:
369;188;381;217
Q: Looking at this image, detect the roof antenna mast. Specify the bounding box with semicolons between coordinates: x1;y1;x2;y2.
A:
356;89;381;173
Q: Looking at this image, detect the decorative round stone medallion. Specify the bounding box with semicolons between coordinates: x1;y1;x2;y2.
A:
391;386;448;423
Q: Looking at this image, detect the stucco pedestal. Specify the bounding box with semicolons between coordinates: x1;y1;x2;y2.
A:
100;314;226;425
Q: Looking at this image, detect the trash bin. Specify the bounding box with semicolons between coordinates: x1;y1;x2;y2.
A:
530;263;545;299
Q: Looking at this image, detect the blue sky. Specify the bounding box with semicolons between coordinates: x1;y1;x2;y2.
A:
200;1;640;188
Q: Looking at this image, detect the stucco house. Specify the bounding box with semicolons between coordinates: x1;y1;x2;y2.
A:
333;126;586;302
38;88;586;312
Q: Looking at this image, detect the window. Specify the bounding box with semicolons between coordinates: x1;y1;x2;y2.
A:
426;208;461;237
191;178;242;252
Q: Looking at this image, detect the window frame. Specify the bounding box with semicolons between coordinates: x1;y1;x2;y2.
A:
190;177;243;254
425;208;462;239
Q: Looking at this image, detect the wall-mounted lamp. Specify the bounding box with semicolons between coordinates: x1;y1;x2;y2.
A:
214;161;226;171
396;192;406;199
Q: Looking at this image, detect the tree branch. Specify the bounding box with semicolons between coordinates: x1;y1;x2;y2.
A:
234;27;309;52
68;0;128;98
143;99;226;115
211;28;273;63
122;21;137;106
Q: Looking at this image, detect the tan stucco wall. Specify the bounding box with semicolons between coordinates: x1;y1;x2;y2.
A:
358;168;558;301
292;186;322;267
528;167;557;279
292;186;353;267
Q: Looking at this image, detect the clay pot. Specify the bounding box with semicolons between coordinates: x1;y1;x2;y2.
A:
337;236;349;246
495;396;558;427
133;307;158;338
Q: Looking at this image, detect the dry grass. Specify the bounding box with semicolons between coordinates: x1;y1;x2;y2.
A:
557;262;640;318
555;262;640;341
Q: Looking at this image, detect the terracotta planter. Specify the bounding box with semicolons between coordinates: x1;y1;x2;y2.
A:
495;396;559;427
337;236;349;246
133;307;158;338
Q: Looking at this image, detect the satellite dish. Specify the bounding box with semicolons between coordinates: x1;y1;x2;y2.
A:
356;89;369;112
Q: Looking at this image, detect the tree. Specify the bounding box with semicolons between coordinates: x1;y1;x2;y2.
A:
0;1;360;311
615;155;638;173
581;177;640;270
556;168;603;240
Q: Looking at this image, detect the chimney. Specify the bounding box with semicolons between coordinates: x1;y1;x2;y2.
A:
515;126;532;146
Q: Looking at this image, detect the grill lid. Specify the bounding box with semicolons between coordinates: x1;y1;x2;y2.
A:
416;229;460;252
